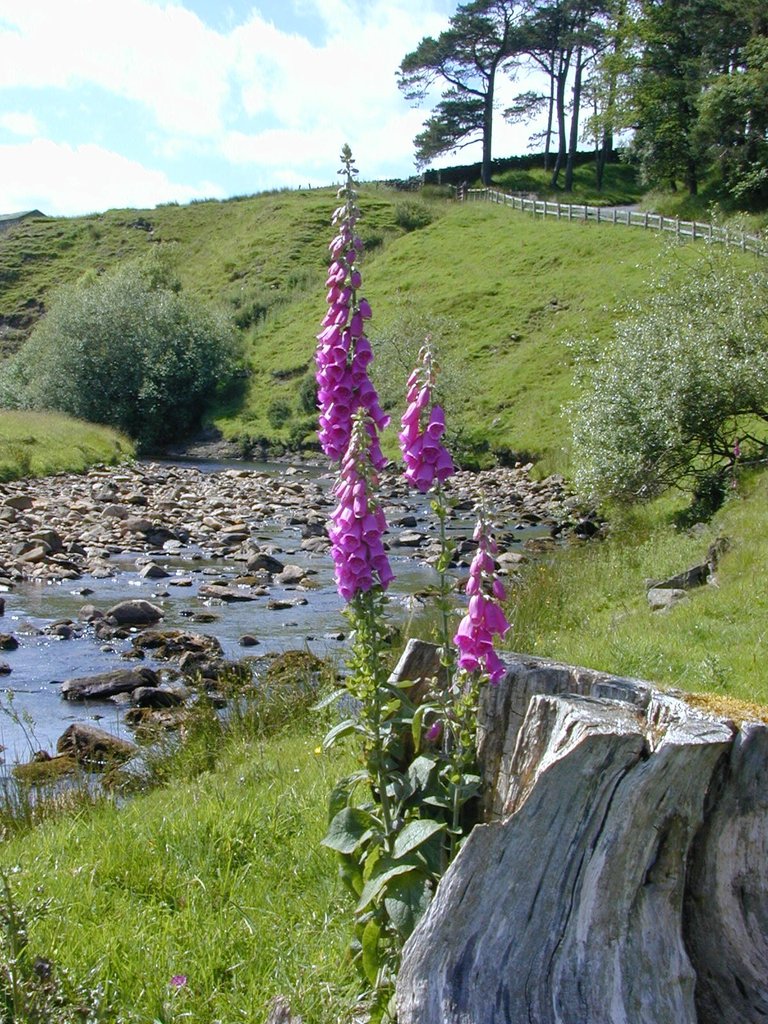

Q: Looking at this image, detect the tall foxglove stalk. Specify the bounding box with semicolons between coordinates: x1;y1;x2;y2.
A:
399;341;456;664
315;145;388;468
399;342;455;493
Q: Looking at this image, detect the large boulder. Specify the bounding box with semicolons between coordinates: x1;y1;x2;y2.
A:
105;599;164;626
56;722;137;767
61;666;160;701
396;654;767;1024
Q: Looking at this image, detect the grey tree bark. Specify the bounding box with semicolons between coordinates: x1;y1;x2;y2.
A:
396;653;768;1024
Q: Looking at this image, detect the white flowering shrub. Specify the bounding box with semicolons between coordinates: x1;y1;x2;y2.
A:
570;245;768;507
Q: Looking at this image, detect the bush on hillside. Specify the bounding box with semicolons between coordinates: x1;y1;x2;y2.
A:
570;245;768;508
0;253;240;450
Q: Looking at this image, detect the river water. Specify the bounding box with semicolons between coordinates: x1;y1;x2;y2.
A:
0;458;545;768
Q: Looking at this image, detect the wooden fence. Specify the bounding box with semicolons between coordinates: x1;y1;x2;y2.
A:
464;187;767;256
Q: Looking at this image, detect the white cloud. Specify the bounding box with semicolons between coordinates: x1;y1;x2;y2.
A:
0;139;223;216
0;111;42;137
224;0;452;174
0;0;231;136
0;0;538;213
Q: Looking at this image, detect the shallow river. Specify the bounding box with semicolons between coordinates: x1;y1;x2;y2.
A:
0;458;544;768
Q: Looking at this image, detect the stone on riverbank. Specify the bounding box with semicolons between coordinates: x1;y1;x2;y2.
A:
131;628;222;662
56;722;137;767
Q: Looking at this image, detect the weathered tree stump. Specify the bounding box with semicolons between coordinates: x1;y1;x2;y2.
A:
396;653;767;1024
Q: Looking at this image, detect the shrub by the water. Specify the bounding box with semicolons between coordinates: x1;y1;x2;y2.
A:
0;252;240;451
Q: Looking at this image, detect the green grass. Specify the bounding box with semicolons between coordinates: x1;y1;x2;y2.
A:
492;159;646;206
639;184;768;233
507;469;768;707
0;187;425;360
224;199;670;469
0;728;358;1024
0;667;360;1023
3;171;759;470
0;410;134;481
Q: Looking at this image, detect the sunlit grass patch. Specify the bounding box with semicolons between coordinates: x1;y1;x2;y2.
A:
506;471;768;707
0;410;133;481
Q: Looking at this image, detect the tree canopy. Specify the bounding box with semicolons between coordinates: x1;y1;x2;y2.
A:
398;0;524;185
400;0;768;203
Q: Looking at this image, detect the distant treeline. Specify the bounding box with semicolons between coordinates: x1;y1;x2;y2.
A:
423;150;616;189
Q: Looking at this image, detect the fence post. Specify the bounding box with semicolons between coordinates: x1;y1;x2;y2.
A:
676;218;680;237
597;207;601;223
692;222;697;240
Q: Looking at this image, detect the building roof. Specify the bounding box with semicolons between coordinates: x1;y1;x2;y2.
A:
0;209;46;223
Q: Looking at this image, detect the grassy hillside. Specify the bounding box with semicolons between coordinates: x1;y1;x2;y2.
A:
0;186;409;360
1;174;762;476
510;471;768;708
227;198;670;468
0;411;133;481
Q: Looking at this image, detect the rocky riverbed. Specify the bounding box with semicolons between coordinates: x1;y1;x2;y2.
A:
0;458;593;769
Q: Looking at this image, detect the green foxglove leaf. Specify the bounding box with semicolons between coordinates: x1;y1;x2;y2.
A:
384;873;432;938
311;687;348;711
327;770;369;820
322;807;376;854
393;819;446;860
322;718;365;749
361;918;382;987
356;862;417;914
411;704;425;750
408;754;437;791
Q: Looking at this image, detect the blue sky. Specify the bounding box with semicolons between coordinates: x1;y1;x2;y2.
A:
0;0;538;217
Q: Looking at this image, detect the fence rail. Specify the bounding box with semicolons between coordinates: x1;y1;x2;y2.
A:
464;187;767;257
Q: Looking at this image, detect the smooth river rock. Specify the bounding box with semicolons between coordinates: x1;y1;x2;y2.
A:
61;666;160;701
56;722;137;766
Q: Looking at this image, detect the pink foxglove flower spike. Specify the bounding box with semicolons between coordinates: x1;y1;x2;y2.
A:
454;513;511;683
399;341;455;493
315;145;388;467
327;413;393;602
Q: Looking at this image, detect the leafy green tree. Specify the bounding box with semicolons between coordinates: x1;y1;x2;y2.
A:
570;246;768;506
506;0;609;189
697;35;768;204
627;0;755;195
0;253;240;450
397;0;524;185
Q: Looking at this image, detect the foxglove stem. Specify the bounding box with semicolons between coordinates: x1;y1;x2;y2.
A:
315;145;388;466
350;587;395;845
